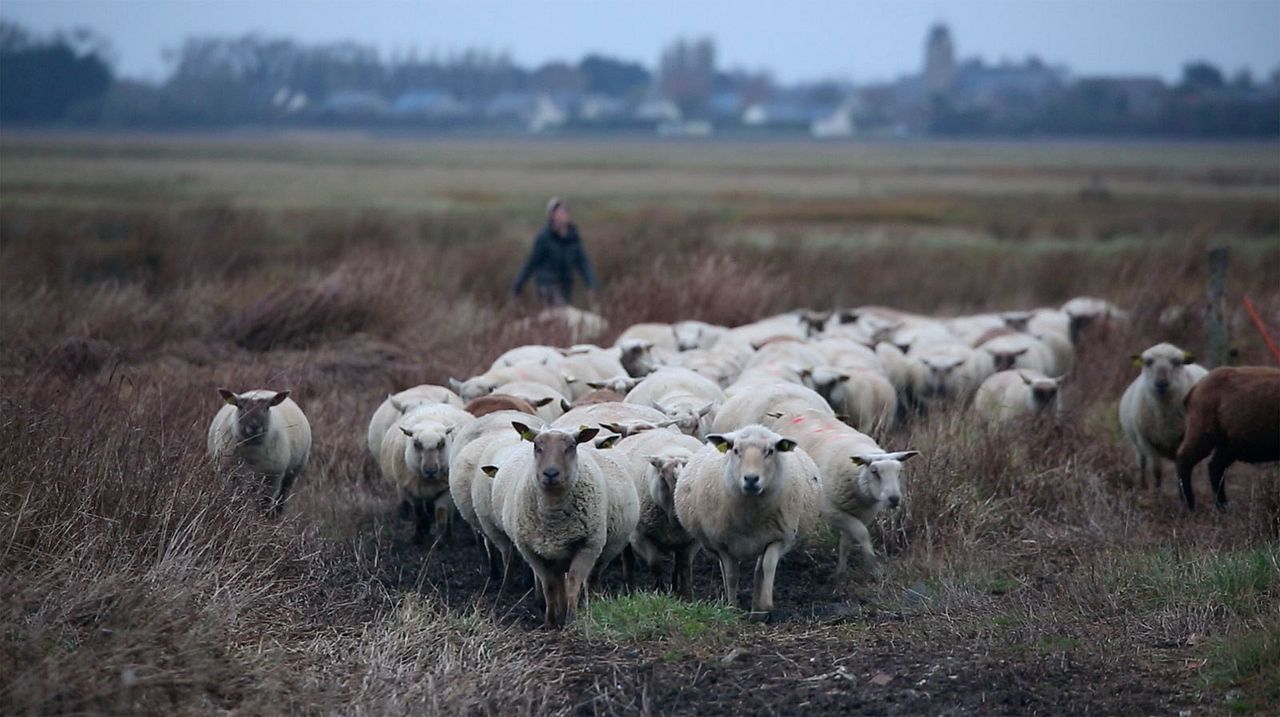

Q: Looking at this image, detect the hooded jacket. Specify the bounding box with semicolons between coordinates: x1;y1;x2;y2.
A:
511;223;598;297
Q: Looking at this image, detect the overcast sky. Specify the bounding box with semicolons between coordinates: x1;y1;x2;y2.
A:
4;0;1279;84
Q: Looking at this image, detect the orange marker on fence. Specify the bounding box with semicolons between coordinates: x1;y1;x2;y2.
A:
1242;295;1280;364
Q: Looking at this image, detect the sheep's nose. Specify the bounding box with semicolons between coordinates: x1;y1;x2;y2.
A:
542;468;561;481
887;496;900;509
423;468;439;480
1154;379;1170;393
742;474;760;491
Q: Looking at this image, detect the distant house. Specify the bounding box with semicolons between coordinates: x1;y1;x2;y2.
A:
633;98;681;123
1073;76;1166;121
527;95;568;132
483;91;569;131
271;87;309;113
321;90;387;118
657;119;713;137
741;101;813;128
952;59;1067;109
390;90;465;119
708;91;744;121
810;102;856;138
576;94;627;122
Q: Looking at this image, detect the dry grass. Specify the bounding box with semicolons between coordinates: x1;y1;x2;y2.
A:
2;138;1279;715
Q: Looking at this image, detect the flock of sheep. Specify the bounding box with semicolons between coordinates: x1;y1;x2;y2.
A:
208;297;1279;626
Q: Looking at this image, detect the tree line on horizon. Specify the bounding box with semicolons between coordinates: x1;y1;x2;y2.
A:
0;20;1276;138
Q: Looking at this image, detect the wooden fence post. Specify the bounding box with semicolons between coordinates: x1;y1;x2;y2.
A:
1207;247;1230;368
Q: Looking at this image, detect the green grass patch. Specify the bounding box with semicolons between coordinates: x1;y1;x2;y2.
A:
1101;546;1280;617
1206;620;1280;715
581;592;739;643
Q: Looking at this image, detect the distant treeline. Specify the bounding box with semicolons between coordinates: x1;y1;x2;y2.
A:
1;20;1276;138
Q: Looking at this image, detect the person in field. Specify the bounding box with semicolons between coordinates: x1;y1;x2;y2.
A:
512;197;598;307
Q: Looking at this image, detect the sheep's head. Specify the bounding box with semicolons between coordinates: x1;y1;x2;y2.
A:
399;419;454;484
707;426;797;497
653;400;714;439
852;451;918;509
219;388;288;446
619;340;657;378
1019;372;1062;412
646;452;691;520
1132;343;1194;400
452;376;498;402
513;422;598;491
802;366;848;398
672;322;704;351
986;347;1029;372
797;310;832;338
1001;311;1034;332
586;376;641;394
920;357;965;397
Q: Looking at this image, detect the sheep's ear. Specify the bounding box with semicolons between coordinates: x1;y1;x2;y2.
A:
400;426;413;437
1019;372;1033;385
481;465;499;477
564;374;578;384
764;411;784;419
559;398;572;413
511;421;538;442
707;434;733;453
775;438;798;453
651;401;668;415
850;455;871;467
532;397;556;408
574;426;600;444
648;456;666;470
587;380;607;389
697;402;715;418
594;434;620;449
1012;348;1029;357
888;450;921;463
1182;352;1195;364
600;421;625;435
1129;354;1142;367
218;388;239;407
448;378;464;393
389;396;408;413
269;391;290;406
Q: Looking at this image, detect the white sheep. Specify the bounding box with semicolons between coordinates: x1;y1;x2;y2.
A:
802;366;898;433
606;428;705;596
906;342;993;408
559;350;629;399
208;388;312;516
1119;342;1208;489
672;320;729;351
808;336;884;374
489;344;565;371
773;409;918;578
378;402;475;543
615;322;678;352
1061;296;1128;343
669;348;745;387
973;370;1063;423
674;424;821;619
493;422;640;627
366;384;465;458
554;401;671;435
977;333;1058;376
623;367;725;438
492;380;567;423
449;411;547;580
450;364;574;403
712;381;833;433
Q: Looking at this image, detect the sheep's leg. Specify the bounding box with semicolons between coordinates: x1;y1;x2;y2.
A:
1176;434;1215;513
673;543;697;600
828;512;878;578
716;551;740;607
264;472;288;517
484;536;503;582
1208;450;1233;510
528;559;561;627
835;533;851;577
1151;458;1164;491
563;551;597;626
630;536;670;591
749;541;784;620
433;500;452;546
277;469;298;511
414;501;434;544
497;541;515;592
1135;451;1150;490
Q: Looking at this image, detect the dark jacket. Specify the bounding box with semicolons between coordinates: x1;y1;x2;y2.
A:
511;222;597;297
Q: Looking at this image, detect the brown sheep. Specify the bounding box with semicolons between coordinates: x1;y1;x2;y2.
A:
464;393;540;418
570;389;626;407
1175;367;1280;511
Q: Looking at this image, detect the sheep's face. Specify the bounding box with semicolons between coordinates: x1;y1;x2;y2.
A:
646;454;689;519
219;389;288;446
455;378;498;402
804;367;848;398
587;376;640;394
852;451;918;509
514;422;598;492
654;401;714;439
921;358;965;397
672;323;704;351
1133;344;1194;400
1020;374;1062;412
986;348;1028;372
1002;312;1033;332
400;423;453;484
620;340;657;378
708;427;797;497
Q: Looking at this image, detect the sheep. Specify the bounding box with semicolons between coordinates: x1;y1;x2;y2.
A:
208;388;312;517
559;350;629;399
906;342;993;409
712;382;833;433
569;376;642;408
668;348;744;387
773;409;918;578
801;366;898;433
672;320;730;351
554;401;670;433
1175;367;1280;511
449;411;547;580
493;422;640;627
977;333;1058;376
808;337;884;374
378;403;475;543
1118;342;1208;490
464;394;540;418
367;384;465;458
489;344;565;371
616;323;678;352
674;424;821;619
492;380;566;423
615;339;661;378
607;428;705;596
723;314;806;347
624;367;725;438
1061;296;1127;344
450;364;574;403
742;340;825;375
973;370;1063;423
537;306;609;344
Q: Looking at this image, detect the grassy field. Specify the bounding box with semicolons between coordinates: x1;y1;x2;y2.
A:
2;133;1278;716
